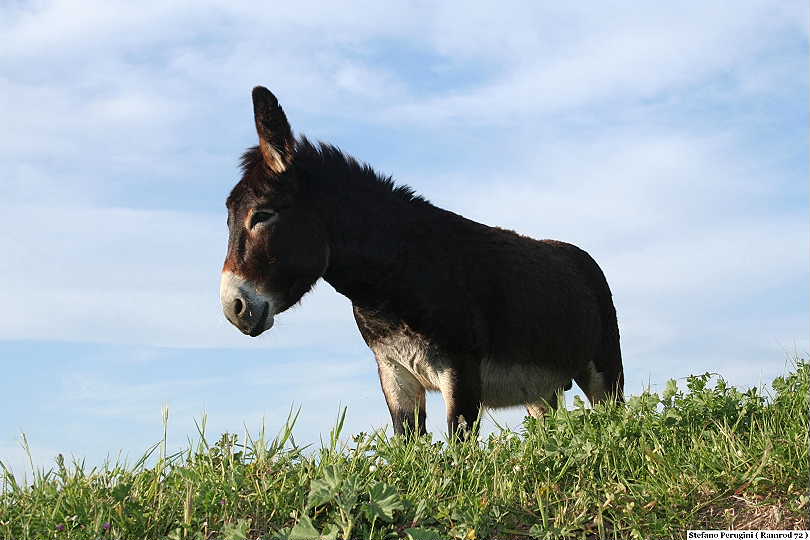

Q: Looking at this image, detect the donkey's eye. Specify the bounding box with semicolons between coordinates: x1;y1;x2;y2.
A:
250;210;276;229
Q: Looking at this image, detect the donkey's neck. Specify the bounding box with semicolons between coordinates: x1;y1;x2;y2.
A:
322;188;436;309
299;142;455;310
323;208;418;307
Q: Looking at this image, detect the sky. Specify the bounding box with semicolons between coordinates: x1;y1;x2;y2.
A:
1;1;807;482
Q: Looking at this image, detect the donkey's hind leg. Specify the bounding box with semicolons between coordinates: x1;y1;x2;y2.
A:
525;390;561;418
575;361;623;406
526;378;573;417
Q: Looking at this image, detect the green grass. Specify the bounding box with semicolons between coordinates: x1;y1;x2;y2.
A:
2;360;808;539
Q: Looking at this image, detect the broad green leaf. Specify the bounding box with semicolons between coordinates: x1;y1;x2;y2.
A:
289;515;321;540
321;465;342;491
111;481;131;502
362;482;403;522
405;527;444;540
321;523;340;540
335;475;359;512
307;466;342;508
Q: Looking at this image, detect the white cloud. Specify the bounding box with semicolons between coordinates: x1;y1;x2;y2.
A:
2;0;803;218
380;2;806;126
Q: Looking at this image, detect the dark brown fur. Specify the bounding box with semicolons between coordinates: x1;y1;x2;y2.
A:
222;87;624;437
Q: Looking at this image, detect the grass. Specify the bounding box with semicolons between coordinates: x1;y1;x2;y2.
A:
1;360;807;539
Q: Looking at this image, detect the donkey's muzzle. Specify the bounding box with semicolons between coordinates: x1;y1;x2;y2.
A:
220;272;275;336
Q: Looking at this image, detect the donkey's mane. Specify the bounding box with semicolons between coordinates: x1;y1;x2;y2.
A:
238;137;430;206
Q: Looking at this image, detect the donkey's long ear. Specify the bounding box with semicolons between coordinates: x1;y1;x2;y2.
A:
252;86;294;174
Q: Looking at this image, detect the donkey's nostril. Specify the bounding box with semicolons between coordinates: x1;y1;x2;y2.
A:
233;298;244;316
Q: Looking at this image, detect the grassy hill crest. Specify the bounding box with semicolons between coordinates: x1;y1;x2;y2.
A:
2;360;807;539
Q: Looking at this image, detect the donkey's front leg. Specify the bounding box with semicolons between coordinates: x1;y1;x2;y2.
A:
441;360;482;439
376;358;427;436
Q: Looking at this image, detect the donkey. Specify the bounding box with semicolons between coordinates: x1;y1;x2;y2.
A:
220;86;624;437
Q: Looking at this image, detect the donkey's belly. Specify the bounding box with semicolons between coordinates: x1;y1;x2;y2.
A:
480;359;571;408
369;325;571;407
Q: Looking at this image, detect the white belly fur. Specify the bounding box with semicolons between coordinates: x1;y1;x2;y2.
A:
373;332;568;408
480;359;570;408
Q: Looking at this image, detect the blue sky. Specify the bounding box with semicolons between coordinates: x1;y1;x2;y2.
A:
1;1;807;481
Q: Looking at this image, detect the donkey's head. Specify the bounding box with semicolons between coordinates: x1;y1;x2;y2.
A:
220;87;329;336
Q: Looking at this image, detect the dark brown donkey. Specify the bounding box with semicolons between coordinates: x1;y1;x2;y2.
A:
221;86;624;437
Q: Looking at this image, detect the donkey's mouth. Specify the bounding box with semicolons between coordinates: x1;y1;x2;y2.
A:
248;302;272;337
